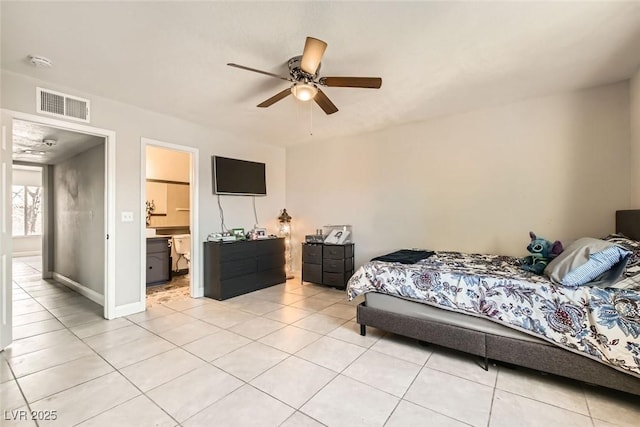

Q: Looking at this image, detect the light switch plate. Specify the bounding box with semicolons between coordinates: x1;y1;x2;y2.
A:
121;211;134;222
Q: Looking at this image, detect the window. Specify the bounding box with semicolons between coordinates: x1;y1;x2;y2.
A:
12;185;42;236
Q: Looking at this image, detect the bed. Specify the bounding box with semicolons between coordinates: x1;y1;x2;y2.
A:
350;210;640;396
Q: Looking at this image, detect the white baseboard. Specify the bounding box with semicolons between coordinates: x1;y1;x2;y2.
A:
113;301;145;319
52;273;104;306
12;251;42;257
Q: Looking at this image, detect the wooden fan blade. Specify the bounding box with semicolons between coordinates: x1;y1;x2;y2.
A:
314;88;338;115
257;88;292;108
300;37;327;75
320;77;382;89
227;63;291;81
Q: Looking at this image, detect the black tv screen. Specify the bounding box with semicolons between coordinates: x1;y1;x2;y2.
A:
212;156;266;196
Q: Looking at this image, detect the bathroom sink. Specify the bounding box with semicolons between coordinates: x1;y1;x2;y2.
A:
146;228;157;237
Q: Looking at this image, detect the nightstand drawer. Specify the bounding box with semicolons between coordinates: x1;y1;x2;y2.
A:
302;263;322;283
323;258;345;273
323;245;345;259
322;271;348;289
303;244;323;264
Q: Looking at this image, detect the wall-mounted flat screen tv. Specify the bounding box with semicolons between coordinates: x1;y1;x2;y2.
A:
212;156;266;196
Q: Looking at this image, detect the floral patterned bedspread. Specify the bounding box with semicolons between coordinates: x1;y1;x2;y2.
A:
347;251;640;378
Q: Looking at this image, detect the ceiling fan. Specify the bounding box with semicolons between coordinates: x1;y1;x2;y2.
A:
227;37;382;115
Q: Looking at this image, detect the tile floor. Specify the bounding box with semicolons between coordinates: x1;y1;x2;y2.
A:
2;256;640;426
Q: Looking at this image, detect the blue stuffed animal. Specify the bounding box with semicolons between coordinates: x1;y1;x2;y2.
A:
520;231;563;275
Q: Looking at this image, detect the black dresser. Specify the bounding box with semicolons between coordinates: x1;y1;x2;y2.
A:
302;243;354;290
203;238;285;300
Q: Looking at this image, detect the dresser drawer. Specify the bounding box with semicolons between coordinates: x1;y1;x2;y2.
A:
219;258;256;280
323;245;345;260
219;241;256;261
257;253;285;271
256;238;285;255
302;244;323;264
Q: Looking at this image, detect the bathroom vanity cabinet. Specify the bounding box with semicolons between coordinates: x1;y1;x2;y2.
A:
146;237;171;286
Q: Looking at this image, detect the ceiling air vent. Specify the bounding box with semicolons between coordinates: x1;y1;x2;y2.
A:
36;87;90;123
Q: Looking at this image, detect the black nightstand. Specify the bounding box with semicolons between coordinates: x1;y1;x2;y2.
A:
302;243;354;290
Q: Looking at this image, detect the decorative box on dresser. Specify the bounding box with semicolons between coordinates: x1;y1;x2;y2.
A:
203;238;285;300
302;243;354;290
146;237;171;286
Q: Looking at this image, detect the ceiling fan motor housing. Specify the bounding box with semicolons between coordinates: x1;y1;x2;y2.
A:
288;56;320;82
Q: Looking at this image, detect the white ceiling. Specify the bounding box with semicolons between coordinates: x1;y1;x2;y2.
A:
12;120;104;165
2;2;640;147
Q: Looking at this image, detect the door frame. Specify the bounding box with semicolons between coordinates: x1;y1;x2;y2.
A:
140;137;201;300
1;109;117;323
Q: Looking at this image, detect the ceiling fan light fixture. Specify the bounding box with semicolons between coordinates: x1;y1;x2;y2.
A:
291;83;318;101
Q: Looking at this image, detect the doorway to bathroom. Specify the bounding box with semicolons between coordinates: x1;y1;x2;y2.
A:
141;138;199;308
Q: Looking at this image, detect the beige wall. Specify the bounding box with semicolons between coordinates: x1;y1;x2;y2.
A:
2;70;286;308
631;68;640;206
287;82;631;269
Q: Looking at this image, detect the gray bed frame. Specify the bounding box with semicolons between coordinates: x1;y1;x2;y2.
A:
357;210;640;396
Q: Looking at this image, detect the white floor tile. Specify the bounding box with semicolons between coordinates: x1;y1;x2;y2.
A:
212;341;289;381
295;336;366;372
301;375;398;426
183;384;294;427
12;310;55;327
138;312;196;334
70;317;132;339
76;395;176;427
318;303;356;320
82;324;155;353
4;329;80;358
327;321;385;348
292;313;348;335
263;306;313;324
258;325;322;354
404;368;493;426
290;295;336;311
8;339;94;378
343;349;422;397
280;411;326;427
13;319;65;340
199;307;256;329
156;319;221;346
386;400;468;427
0;380;27;412
496;367;588;415
584;386;640;427
95;334;176;369
228;317;286;340
29;371;140;426
251;356;336;408
126;305;176;323
120;348;205;392
370;333;432;365
18;355;114;403
163;297;209;312
490;389;592;427
147;364;243;422
0;357;14;384
182;330;251;362
426;348;498;387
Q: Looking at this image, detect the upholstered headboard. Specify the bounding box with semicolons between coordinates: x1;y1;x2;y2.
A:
615;210;640;240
